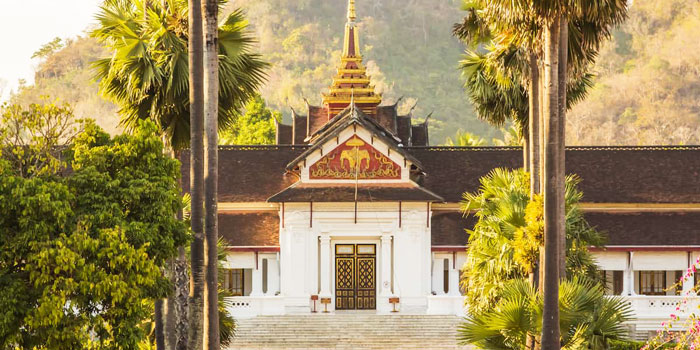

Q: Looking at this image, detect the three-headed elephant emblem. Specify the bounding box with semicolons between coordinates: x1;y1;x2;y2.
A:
339;148;370;171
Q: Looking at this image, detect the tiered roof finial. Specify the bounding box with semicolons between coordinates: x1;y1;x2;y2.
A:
347;0;356;22
321;0;381;119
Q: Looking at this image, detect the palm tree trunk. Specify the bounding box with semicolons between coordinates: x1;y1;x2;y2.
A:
528;53;541;196
541;13;562;350
557;17;568;280
522;133;530;172
187;0;205;348
175;247;189;350
155;299;165;350
202;0;220;349
165;259;176;349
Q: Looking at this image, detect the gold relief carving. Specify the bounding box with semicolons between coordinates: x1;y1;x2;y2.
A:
309;136;401;179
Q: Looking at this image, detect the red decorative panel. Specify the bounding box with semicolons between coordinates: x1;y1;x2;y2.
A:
309;136;401;179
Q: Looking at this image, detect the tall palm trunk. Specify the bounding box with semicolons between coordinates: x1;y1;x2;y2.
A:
528;53;541;197
541;13;562;350
187;0;205;348
174;246;189;350
557;17;568;280
202;0;220;349
526;54;540;350
522;133;530;172
154;299;165;349
146;2;168;348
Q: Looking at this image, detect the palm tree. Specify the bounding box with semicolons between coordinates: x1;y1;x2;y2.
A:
91;1;267;348
458;278;633;350
202;0;220;349
455;3;627;347
460;169;604;314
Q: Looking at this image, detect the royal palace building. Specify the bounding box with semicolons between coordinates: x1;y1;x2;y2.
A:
181;0;700;338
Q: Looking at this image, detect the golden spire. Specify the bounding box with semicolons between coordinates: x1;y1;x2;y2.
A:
322;0;381;118
347;0;356;23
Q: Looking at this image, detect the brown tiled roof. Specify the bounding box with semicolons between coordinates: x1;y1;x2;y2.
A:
307;105;328;136
180;146;308;202
292;113;307;145
396;116;411;146
429;210;700;247
411;125;428;146
285;106;424;172
275;122;292;145
268;183;444;202
584;211;700;246
408;147;522;202
182;146;700;204
566;147;700;203
408;146;700;204
376;105;398;134
219;211;279;246
431;211;477;246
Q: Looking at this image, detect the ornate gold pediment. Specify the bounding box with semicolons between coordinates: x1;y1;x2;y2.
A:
309;136;401;180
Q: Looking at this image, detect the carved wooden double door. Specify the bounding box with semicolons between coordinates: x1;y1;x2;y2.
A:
335;244;376;310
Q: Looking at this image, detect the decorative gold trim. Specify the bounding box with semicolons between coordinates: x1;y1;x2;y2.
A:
217;202;279;211
431;202;700;212
579;203;700;212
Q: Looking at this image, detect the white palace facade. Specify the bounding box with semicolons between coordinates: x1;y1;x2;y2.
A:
179;0;700;339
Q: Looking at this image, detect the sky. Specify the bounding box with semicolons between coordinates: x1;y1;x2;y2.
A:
0;0;103;101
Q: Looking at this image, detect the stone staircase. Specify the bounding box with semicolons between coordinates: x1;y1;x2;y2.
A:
226;314;473;350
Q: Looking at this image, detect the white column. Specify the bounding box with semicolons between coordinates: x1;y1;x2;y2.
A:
319;235;332;297
266;255;280;296
251;254;263;296
380;235;393;297
683;253;694;294
448;257;460;296
623;252;635;296
432;256;445;295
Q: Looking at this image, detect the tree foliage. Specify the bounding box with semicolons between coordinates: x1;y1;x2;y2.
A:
0;102;188;349
458;278;633;350
91;0;268;150
445;130;488;147
460;168;605;314
219;94;281;145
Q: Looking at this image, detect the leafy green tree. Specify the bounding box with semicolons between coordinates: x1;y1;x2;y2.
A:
458;278;633;350
0;102;188;349
220;95;282;145
460;168;604;314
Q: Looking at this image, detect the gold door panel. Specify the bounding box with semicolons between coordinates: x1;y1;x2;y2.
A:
335;244;376;310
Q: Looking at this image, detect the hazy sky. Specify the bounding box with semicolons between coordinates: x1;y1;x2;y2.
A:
0;0;103;101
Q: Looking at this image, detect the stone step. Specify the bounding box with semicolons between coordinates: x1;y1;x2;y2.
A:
226;314;472;350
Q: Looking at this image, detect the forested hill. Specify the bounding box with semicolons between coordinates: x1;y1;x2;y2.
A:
9;0;700;145
227;0;485;143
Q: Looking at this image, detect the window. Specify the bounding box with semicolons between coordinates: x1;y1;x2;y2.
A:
225;269;245;296
675;270;683;295
443;259;449;294
612;271;624;295
262;259;268;294
638;271;666;295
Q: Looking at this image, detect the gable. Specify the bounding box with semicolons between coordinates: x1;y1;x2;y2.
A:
309;135;401;180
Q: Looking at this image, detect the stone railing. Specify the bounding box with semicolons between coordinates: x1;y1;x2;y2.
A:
224;296;285;318
426;295;465;316
623;295;700;334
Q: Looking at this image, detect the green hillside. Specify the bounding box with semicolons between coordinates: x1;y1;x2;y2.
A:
9;0;700;145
